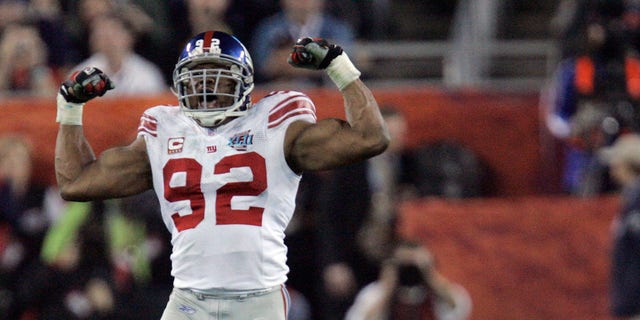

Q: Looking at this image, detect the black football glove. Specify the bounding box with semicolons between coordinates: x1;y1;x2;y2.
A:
288;37;344;70
59;67;115;103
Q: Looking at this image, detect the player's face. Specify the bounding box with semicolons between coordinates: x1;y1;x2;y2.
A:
184;63;236;110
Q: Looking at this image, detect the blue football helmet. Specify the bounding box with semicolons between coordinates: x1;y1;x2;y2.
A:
172;31;254;127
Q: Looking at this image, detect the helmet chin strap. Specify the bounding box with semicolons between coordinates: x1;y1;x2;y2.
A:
187;110;228;127
187;102;251;128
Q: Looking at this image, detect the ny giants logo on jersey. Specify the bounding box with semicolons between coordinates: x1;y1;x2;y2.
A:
168;137;185;154
228;130;254;151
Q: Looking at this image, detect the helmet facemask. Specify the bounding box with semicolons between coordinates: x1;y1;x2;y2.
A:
172;35;254;128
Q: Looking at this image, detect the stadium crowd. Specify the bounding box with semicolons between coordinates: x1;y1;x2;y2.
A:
0;0;422;98
0;1;469;319
3;0;640;319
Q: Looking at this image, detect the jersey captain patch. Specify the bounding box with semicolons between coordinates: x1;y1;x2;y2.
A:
168;137;185;154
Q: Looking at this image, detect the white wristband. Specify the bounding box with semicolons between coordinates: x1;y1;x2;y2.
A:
56;93;85;125
326;52;361;90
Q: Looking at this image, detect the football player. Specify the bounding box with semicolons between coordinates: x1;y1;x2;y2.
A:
54;31;389;319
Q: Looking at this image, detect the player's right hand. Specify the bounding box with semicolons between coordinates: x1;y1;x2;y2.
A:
59;67;114;103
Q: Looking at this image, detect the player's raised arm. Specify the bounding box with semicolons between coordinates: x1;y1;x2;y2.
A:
55;67;152;201
285;38;390;172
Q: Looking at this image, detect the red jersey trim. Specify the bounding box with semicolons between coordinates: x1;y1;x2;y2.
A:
138;113;158;137
268;95;316;129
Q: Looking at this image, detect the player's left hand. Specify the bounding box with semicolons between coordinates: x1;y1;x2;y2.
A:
288;37;343;70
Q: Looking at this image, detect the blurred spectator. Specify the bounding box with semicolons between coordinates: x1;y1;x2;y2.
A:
0;134;64;318
306;106;416;320
0;221;23;319
543;0;640;196
599;133;640;319
63;0;114;61
0;0;81;78
14;189;169;319
0;0;28;31
409;140;488;199
185;0;233;36
0;23;57;96
64;0;172;84
15;201;118;319
357;107;416;263
285;171;327;320
0;135;59;268
327;0;391;40
231;0;280;43
107;190;172;319
27;0;81;76
0;135;167;319
0;135;34;213
71;12;167;95
167;0;238;79
250;0;355;87
549;0;581;58
622;0;640;52
550;0;626;59
345;241;472;320
117;0;173;86
304;106;484;319
167;0;279;55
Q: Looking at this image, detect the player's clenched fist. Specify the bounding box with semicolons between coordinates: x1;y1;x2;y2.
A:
56;67;114;125
288;37;343;70
288;37;361;90
60;67;114;103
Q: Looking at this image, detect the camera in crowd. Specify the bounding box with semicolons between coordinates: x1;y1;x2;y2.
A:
397;263;427;288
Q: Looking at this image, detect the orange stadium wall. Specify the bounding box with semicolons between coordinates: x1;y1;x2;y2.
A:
0;86;548;195
398;195;619;320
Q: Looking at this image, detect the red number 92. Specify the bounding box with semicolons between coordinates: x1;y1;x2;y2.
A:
163;152;267;232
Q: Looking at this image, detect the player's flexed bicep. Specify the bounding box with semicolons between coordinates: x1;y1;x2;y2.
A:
285;38;390;173
55;67;152;201
284;118;353;172
56;134;152;201
284;80;390;173
285;108;384;173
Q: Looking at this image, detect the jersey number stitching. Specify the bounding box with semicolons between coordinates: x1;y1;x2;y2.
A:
163;152;267;231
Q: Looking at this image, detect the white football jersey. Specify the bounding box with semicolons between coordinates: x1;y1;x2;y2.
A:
137;91;317;291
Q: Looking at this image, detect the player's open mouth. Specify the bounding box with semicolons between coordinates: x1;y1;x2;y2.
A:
199;93;220;109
